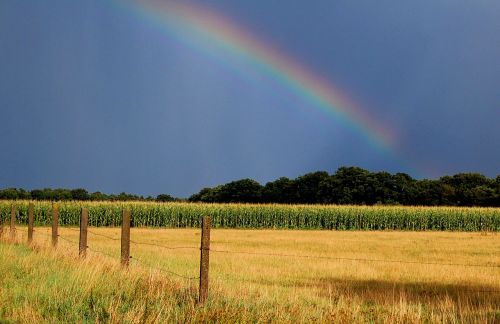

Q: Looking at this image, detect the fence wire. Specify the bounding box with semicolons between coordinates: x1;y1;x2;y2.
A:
210;248;500;268
67;226;199;250
130;239;198;251
57;234;78;245
87;229;120;241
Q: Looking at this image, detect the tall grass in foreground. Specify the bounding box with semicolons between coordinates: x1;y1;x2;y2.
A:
1;229;499;323
0;200;499;231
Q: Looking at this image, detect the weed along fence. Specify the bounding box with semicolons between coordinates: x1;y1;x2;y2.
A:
1;203;500;304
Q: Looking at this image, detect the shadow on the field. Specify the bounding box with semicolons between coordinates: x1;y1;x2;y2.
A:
247;276;500;306
316;278;499;304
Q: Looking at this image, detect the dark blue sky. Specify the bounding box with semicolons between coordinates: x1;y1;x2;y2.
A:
1;0;499;197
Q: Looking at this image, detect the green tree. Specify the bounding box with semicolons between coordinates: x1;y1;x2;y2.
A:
414;180;455;206
156;194;175;202
189;188;216;202
217;179;263;203
440;173;492;205
0;188;20;200
90;191;108;201
294;171;329;204
326;167;371;204
70;188;89;200
262;177;296;203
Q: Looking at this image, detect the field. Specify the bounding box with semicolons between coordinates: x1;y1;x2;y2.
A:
1;200;500;231
1;201;499;322
1;227;499;322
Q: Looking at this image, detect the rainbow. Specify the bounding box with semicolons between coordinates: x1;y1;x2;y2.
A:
104;0;431;179
107;0;397;150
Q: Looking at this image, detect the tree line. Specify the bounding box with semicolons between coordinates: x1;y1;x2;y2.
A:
1;167;499;206
188;167;500;207
0;188;177;203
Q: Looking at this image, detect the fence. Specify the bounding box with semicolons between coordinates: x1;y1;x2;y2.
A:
1;203;499;305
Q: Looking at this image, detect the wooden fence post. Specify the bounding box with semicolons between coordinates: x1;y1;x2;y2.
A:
121;209;131;267
52;203;59;248
28;203;34;244
79;208;88;257
198;216;211;305
10;204;16;240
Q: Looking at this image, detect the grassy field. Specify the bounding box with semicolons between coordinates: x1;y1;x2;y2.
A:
1;227;499;322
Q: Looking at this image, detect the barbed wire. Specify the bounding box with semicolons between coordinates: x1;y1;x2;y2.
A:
210;249;500;268
36;231;118;259
87;229;121;241
130;239;198;251
57;234;79;245
68;226;198;250
62;227;123;245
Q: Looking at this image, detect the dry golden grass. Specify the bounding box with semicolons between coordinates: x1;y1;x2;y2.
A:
1;227;499;323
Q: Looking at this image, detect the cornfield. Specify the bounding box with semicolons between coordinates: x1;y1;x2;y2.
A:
0;200;499;231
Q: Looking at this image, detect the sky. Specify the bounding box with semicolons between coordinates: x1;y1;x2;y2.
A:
0;0;499;198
